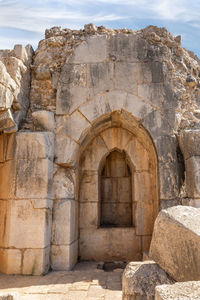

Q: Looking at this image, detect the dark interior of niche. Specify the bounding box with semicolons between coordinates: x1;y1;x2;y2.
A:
176;145;185;191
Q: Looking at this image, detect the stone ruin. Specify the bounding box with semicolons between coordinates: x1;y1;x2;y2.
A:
0;23;200;285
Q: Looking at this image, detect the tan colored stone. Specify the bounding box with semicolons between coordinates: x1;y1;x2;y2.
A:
79;94;110;123
55;111;91;142
52;200;77;245
79;170;99;202
142;235;152;253
125;138;150;171
122;261;173;300
72;35;107;63
13;45;29;65
88;62;114;98
80;202;99;229
115;62;137;94
150;206;200;281
51;241;78;271
135;201;157;235
32;110;55;131
125;94;152;121
56;85;87;115
54;135;79;166
107;90;127;111
185;156;200;198
79;228;141;261
22;247;50;275
0;248;21;274
0;200;9;247
80;135;108;171
7;132;54;160
8;200;51;248
53;166;75;199
134;172;155;201
0;160;16;199
100;127;132;152
155;281;200;300
16;159;53;199
0;110;16;132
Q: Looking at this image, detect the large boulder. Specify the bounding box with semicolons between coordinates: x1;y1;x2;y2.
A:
150;206;200;281
122;261;173;300
155;281;200;299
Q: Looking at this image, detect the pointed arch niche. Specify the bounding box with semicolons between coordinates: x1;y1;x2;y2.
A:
78;112;158;261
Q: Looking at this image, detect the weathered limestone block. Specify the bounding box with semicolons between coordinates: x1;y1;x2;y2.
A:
100;127;132;153
185;156;200;198
142;110;172;140
51;199;77;245
79;228;141;261
56;63;87;114
155;281;200;300
109;34;139;62
6;132;54;160
79;94;110;123
0;86;14;109
115;62;137;93
56;85;87;115
79;170;99;202
182;198;200;208
55;111;91;142
13;44;32;66
16;159;53;199
0;110;17;132
54;135;79;166
32;110;55;131
51;241;78;271
178;130;200;160
150;206;200;281
0;200;9;247
72;35;107;63
53;167;75;199
122;261;173;300
0;160;16;199
0;248;21;274
142;236;152;253
22;247;50;275
154;135;177;163
7;200;52;248
159;161;179;199
80;202;100;229
80;135;108;170
88;62;114;98
124;94;152;120
106;90;127;111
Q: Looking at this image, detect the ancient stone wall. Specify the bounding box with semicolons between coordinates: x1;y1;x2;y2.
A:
1;24;200;274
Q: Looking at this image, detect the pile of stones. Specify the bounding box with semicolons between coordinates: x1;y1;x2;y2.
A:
122;205;200;299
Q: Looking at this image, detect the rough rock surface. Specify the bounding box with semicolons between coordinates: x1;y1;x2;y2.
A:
155;281;200;300
150;205;200;281
26;24;200;133
122;261;173;300
0;44;33;132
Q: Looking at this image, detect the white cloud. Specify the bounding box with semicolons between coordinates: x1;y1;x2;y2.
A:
0;0;200;51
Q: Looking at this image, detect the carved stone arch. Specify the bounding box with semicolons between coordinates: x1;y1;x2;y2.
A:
78;113;158;261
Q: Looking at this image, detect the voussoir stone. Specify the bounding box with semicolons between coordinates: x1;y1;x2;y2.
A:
150;206;200;281
122;261;173;300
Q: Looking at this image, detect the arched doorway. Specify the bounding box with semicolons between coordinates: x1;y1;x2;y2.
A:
78;124;158;262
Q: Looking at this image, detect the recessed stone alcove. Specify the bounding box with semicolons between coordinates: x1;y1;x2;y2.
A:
79;124;158;262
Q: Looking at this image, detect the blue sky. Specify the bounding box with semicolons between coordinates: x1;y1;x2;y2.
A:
0;0;200;57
